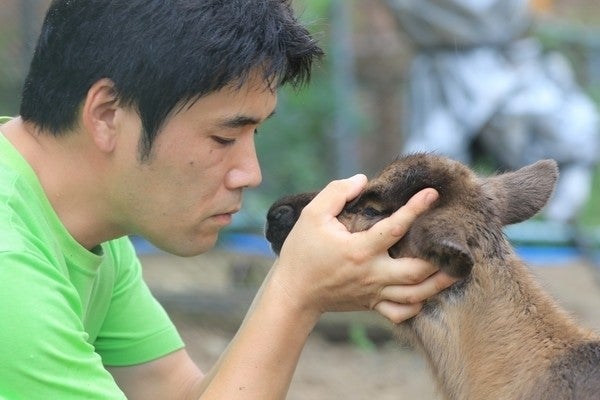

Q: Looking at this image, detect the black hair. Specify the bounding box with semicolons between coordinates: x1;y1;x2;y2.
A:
20;0;323;159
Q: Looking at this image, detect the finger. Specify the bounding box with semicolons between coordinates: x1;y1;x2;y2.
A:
381;257;440;285
305;174;368;217
357;188;439;252
386;187;439;237
379;271;459;305
374;300;423;324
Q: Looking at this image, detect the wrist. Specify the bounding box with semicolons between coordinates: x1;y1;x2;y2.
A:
259;266;323;331
200;267;323;399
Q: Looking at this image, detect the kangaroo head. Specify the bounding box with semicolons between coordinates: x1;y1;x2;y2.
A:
265;153;558;279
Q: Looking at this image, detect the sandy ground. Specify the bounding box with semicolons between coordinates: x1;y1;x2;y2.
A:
140;250;600;400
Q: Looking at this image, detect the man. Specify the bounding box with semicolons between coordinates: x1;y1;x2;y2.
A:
0;0;456;398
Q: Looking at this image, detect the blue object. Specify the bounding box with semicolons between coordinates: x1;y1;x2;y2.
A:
516;245;582;267
217;232;275;257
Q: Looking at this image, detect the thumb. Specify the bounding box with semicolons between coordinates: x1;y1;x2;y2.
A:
307;174;368;217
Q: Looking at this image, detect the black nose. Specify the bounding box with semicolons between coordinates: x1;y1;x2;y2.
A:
267;204;295;225
265;204;297;255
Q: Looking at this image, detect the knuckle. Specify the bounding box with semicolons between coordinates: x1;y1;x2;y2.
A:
299;203;319;220
401;258;435;284
402;292;421;305
347;247;373;265
399;199;422;216
385;213;415;238
403;271;423;285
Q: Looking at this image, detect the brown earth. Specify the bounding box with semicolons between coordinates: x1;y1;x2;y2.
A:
140;250;600;400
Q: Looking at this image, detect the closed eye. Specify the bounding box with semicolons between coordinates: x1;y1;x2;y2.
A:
363;207;383;218
211;136;236;146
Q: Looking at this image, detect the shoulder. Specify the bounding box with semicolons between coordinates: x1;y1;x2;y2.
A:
101;236;143;283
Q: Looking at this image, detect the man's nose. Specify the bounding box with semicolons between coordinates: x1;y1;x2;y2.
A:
226;140;262;189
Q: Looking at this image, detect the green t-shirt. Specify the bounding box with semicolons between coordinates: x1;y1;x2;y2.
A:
0;122;185;399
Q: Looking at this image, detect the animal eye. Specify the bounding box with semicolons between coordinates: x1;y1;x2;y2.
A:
363;207;382;218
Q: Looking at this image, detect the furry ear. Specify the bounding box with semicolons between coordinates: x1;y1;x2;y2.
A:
390;211;474;279
428;239;474;279
483;160;559;226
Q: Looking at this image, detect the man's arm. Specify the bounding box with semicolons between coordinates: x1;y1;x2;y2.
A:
107;349;204;400
109;176;455;399
108;269;320;399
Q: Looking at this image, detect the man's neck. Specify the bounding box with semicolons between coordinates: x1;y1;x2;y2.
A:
1;117;124;250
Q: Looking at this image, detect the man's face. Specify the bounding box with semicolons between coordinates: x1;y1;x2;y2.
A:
110;77;276;256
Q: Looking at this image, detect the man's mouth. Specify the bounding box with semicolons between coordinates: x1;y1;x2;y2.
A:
211;206;241;225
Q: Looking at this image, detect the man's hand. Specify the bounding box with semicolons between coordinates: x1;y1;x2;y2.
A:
269;174;458;323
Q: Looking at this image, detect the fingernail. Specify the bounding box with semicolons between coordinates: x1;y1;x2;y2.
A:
349;174;367;184
425;190;439;205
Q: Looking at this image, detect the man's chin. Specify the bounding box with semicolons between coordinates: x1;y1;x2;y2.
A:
151;234;219;257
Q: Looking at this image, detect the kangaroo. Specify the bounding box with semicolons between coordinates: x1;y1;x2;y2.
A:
265;153;600;400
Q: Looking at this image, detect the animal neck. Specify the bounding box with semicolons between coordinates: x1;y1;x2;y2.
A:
404;252;593;400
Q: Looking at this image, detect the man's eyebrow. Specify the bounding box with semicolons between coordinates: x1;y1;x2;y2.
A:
219;109;277;128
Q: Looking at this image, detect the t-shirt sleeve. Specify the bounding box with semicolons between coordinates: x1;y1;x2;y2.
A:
93;237;185;366
0;250;128;399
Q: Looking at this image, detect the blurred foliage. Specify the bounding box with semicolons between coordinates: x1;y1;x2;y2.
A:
1;0;599;230
236;0;338;229
256;74;334;199
581;164;600;227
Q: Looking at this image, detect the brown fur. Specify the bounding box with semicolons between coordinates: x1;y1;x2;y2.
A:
265;153;600;400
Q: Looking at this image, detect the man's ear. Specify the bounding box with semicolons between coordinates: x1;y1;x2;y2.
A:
81;78;119;153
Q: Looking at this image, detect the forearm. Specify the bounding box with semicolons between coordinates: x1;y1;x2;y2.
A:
193;182;446;398
197;268;321;399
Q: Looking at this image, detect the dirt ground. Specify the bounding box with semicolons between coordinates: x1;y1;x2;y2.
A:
140;250;600;400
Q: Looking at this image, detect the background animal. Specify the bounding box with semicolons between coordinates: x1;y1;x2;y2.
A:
265;153;600;400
